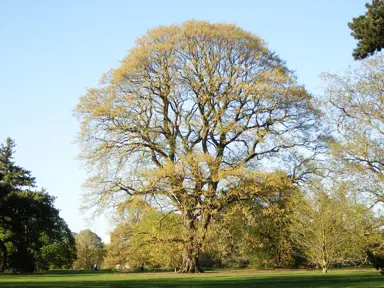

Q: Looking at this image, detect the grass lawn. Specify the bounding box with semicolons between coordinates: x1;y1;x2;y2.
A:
0;269;382;288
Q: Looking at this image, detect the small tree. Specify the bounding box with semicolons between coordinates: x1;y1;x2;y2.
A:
38;221;76;270
105;197;183;271
289;181;376;273
73;230;105;269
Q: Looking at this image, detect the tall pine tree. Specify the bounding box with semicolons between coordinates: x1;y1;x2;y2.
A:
0;138;76;272
349;0;384;60
0;138;35;272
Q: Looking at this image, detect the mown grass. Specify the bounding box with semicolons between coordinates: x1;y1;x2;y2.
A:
0;269;382;287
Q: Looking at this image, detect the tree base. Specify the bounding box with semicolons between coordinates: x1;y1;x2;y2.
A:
178;257;204;273
178;267;204;273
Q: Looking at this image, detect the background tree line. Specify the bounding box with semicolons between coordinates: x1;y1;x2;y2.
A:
103;178;382;274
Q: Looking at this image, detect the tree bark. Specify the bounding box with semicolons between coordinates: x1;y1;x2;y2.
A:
178;212;205;273
179;242;203;273
322;258;328;273
0;239;7;273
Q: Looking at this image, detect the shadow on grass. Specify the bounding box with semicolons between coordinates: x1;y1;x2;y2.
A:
0;269;114;278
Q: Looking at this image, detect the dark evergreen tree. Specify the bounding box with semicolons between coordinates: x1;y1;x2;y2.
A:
349;0;384;60
0;138;76;272
0;138;35;272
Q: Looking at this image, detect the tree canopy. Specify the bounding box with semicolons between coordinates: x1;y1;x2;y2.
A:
73;229;105;269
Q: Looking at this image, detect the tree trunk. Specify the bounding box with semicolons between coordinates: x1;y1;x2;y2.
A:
322;258;328;273
0;240;7;273
179;244;203;273
179;208;213;273
321;233;328;273
179;228;204;274
179;211;206;273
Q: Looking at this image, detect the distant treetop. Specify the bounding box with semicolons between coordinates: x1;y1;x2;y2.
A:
349;0;384;60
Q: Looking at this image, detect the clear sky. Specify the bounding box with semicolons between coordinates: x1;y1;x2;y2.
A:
0;0;366;241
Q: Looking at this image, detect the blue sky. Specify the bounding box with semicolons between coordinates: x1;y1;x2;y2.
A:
0;0;366;241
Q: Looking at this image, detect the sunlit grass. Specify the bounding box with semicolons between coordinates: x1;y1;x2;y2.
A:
0;269;382;287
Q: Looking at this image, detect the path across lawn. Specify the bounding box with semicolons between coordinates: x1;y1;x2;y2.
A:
0;269;382;288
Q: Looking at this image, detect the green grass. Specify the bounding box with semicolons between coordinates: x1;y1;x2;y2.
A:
0;269;382;287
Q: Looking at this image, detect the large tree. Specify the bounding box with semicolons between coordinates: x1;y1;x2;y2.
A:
75;20;322;273
0;138;35;272
349;0;384;60
0;138;76;272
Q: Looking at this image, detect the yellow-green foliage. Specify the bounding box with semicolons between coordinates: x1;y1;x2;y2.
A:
289;181;380;273
75;20;321;272
73;230;105;269
205;184;300;268
104;198;183;270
